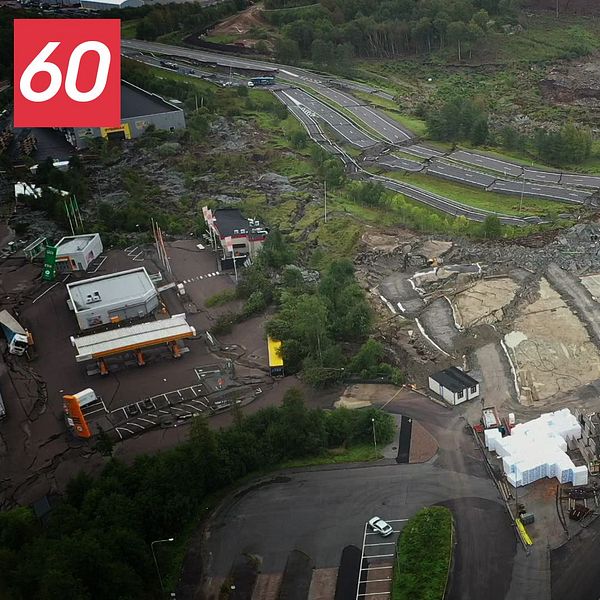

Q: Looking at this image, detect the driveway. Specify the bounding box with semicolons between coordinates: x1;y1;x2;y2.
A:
200;391;516;600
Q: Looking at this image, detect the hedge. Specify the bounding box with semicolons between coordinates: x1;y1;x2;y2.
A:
392;506;453;600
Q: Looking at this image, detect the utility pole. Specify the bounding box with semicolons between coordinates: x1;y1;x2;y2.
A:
231;248;238;283
371;417;377;455
519;177;525;213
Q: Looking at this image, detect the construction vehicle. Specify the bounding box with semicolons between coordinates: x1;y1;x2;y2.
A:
0;310;32;356
402;253;443;271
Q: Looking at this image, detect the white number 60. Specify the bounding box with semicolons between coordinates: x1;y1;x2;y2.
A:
20;41;112;103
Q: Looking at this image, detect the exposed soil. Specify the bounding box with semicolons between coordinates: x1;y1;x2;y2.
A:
505;278;600;404
454;278;519;328
541;56;600;110
207;4;272;50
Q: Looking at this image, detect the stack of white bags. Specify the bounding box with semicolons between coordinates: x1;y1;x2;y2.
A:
484;408;588;488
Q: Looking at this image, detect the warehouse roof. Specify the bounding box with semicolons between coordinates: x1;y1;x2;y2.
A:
67;267;155;312
121;81;182;119
430;366;478;393
71;314;196;361
57;234;99;255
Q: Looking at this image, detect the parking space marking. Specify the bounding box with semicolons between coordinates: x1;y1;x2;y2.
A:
88;255;107;273
138;417;156;425
357;519;406;600
364;542;395;547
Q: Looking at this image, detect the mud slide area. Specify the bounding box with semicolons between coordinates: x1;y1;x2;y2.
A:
504;278;600;405
454;278;518;328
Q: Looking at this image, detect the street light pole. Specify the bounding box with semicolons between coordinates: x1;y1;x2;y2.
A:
520;177;525;213
371;417;377;455
151;538;174;595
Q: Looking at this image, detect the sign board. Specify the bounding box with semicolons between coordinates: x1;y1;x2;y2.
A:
42;245;57;281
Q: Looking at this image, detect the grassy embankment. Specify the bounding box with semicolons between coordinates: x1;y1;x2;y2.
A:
392;506;453;600
381;172;576;219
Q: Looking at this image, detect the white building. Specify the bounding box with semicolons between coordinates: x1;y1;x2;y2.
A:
485;408;588;488
66;267;159;330
428;366;480;406
56;234;103;273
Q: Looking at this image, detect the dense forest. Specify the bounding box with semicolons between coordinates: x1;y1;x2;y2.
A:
0;393;394;599
265;0;521;62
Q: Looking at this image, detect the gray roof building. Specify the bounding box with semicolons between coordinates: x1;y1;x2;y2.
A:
66;267;159;330
61;81;186;149
430;366;479;393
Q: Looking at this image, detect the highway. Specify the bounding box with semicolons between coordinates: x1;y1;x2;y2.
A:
279;88;377;149
122;38;599;219
273;90;535;225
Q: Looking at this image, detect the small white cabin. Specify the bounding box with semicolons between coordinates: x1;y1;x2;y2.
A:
428;366;480;406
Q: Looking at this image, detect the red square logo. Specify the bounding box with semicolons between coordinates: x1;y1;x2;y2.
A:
13;19;121;128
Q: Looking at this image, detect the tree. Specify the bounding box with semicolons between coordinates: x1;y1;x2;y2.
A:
447;21;467;60
311;39;334;66
260;228;295;268
94;426;114;457
482;215;502;239
275;38;301;64
470;117;489;146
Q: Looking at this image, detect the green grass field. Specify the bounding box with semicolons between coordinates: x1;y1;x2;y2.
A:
279;444;381;468
382;171;575;218
121;20;139;39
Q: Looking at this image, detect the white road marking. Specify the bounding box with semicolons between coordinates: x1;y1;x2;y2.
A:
33;281;61;304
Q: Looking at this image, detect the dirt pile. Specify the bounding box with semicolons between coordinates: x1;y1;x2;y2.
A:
540;58;600;110
447;223;600;275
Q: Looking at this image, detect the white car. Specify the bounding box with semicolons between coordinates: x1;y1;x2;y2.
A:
368;516;393;537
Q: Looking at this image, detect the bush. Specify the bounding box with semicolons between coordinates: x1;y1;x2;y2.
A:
392;507;453;600
211;312;239;335
241;290;268;318
205;289;237;308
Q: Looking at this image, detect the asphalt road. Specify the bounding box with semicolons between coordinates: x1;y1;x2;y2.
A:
122;39;597;216
201;391;517;600
279;88;376;149
551;516;600;600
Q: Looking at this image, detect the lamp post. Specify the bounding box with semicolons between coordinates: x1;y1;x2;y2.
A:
519;177;525;213
371;417;377;455
151;537;174;595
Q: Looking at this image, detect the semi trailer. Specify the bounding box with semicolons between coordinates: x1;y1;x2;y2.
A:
0;310;31;356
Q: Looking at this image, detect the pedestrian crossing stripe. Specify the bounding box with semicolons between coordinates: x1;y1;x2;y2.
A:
182;271;221;284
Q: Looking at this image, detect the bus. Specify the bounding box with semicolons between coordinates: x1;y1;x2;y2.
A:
267;336;284;377
248;76;275;87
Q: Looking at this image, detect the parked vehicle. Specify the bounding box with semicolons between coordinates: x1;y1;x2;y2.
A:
0;310;30;356
368;516;393;537
248;76;275;87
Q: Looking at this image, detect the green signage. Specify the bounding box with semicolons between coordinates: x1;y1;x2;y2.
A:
42;246;57;282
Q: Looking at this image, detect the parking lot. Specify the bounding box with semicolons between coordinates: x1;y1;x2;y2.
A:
356;519;407;600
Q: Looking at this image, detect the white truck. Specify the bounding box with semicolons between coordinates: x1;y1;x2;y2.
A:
0;310;30;356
